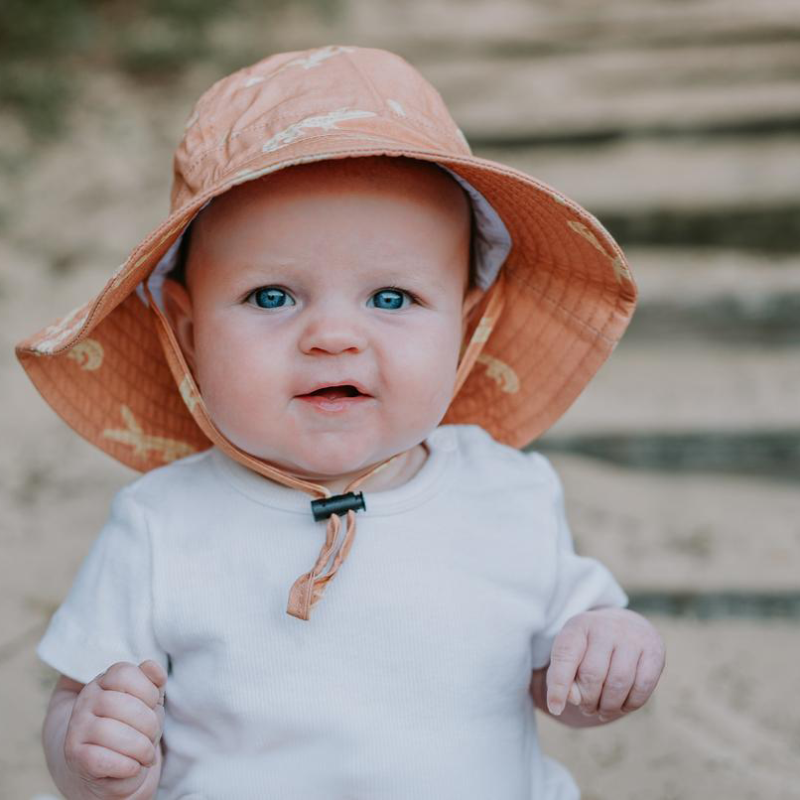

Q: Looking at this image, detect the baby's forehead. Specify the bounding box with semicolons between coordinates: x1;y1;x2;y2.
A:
165;155;482;296
185;156;472;267
155;153;513;302
201;155;470;222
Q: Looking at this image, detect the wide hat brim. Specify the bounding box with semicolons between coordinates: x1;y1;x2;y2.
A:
16;133;637;472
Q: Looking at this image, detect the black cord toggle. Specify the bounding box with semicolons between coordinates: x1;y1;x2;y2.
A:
310;492;366;521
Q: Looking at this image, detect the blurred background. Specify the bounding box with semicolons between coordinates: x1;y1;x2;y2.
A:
2;1;799;797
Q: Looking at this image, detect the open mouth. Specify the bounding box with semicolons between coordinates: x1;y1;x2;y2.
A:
295;384;374;411
301;384;366;400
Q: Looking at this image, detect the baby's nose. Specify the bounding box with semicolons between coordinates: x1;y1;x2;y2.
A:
298;306;369;355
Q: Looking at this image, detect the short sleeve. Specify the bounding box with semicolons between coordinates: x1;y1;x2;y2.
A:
36;486;167;685
529;454;629;670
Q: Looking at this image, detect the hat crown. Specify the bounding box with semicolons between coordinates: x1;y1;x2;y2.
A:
170;45;471;212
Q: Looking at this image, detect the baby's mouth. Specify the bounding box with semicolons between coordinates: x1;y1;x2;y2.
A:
299;385;367;400
294;384;376;414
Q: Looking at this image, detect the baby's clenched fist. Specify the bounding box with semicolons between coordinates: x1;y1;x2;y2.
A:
63;659;166;798
545;607;665;721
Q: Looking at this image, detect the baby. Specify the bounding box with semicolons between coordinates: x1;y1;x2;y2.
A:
19;46;665;799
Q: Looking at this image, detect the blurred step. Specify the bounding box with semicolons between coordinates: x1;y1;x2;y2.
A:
587;204;800;252
279;0;800;141
473;137;800;216
627;591;800;620
537;345;800;436
472;138;800;251
539;618;800;800
625;296;800;345
625;248;800;300
332;0;800;66
625;249;800;343
535;430;800;481
540;453;800;593
430;53;800;143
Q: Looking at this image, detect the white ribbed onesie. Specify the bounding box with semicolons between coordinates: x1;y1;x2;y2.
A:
37;423;628;799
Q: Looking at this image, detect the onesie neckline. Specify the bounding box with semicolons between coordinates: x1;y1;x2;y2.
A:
209;425;459;517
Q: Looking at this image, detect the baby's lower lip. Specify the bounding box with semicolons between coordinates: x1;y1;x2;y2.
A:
295;393;374;412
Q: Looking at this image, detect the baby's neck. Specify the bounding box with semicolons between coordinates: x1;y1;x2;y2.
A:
296;442;429;496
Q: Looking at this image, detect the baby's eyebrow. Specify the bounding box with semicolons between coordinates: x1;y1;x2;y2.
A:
230;262;445;291
375;272;446;294
234;260;297;273
226;262;296;284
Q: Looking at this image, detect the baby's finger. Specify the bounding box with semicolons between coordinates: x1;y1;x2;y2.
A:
94;689;163;744
622;642;666;712
139;659;167;705
568;683;582;706
139;659;167;690
597;647;639;717
84;715;158;768
98;662;161;710
573;637;614;715
72;741;144;780
545;623;588;715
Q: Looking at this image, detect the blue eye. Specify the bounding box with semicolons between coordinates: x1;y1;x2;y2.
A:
250;287;295;309
369;288;411;310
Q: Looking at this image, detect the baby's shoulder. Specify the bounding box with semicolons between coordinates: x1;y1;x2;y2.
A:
444;423;560;491
116;446;218;511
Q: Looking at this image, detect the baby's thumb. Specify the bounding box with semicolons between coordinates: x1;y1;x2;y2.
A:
139;659;167;697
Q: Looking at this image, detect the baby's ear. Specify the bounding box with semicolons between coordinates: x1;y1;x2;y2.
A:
161;278;197;372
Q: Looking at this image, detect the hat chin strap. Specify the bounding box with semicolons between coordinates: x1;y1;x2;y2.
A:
144;273;505;621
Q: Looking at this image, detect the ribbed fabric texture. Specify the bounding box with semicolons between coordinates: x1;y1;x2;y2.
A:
37;424;628;799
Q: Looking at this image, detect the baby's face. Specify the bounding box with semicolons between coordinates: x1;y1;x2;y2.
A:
162;156;482;482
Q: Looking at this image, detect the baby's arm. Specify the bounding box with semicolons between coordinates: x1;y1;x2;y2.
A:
529;606;665;728
42;660;165;799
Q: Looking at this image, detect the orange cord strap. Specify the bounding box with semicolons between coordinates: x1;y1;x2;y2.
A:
452;272;506;398
143;269;504;621
285;452;403;620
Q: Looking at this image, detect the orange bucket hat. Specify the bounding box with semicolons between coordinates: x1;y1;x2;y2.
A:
16;45;637;620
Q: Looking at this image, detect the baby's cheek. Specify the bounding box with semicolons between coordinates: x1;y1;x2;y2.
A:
393;336;460;422
193;347;281;447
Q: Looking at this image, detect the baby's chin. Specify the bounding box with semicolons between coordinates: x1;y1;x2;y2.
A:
213;415;432;486
234;438;410;485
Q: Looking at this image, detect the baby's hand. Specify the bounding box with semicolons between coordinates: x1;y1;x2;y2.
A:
545;607;665;721
63;659;166;797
